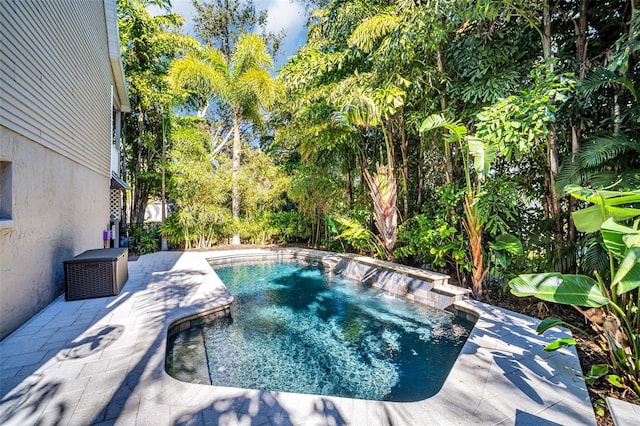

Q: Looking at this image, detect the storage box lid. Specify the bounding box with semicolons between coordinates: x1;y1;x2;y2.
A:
64;248;128;263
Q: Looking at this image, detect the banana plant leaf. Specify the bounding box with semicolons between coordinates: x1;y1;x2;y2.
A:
572;205;640;233
565;185;640;205
467;135;497;178
509;273;609;307
612;246;640;295
544;338;576;351
601;218;639;259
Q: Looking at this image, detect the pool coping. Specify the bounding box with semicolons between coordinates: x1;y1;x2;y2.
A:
0;248;597;425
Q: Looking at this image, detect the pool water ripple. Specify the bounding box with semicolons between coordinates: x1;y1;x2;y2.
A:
166;261;473;401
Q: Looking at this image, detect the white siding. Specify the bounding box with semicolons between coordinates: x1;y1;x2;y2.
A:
0;0;116;177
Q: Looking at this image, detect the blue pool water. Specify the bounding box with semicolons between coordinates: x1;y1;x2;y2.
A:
166;261;473;402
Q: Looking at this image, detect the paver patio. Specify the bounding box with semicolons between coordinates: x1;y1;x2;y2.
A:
0;249;596;425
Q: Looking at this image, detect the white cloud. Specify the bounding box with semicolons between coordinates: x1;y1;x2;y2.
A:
259;0;305;37
258;0;307;66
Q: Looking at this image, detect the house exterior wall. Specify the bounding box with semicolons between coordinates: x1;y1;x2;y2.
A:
0;128;109;339
0;0;129;340
0;0;117;176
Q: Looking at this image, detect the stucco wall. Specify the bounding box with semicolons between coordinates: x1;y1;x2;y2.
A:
0;127;109;340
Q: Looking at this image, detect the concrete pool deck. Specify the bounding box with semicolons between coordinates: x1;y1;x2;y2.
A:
0;249;596;425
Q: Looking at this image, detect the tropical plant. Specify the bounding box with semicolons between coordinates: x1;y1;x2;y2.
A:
420;113;491;298
394;214;468;274
328;215;386;259
509;186;640;397
164;119;231;248
490;234;524;272
128;223;161;254
169;34;283;245
267;211;309;244
117;0;197;223
331;84;404;259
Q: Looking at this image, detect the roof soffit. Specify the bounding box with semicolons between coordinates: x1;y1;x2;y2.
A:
103;0;130;113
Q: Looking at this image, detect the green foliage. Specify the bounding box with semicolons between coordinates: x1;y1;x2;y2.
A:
164;118;291;249
587;363;624;389
161;208;231;248
128;223;161;255
567;185;640;233
473;64;575;162
169;34;283;121
394;214;467;272
287;164;345;246
509;186;640;396
238;148;290;217
267;211;310;243
489;234;523;269
164;120;230;248
446;18;535;106
543;337;577;351
509;273;609;307
476;178;520;236
329;215;386;258
117;0;198;223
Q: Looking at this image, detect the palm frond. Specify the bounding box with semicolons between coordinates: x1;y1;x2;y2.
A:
578;233;609;277
588;170;640;190
348;9;401;53
579;66;637;100
617;169;640;189
199;48;228;75
557;158;589;188
231;34;273;79
168;50;226;109
558;133;640;188
577;134;639;168
236;68;283;110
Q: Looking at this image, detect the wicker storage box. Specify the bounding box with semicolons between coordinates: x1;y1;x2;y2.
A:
64;248;128;301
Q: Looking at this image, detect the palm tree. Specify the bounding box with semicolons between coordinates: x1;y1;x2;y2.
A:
169;34;282;244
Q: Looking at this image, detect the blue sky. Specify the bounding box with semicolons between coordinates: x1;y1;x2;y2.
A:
149;0;308;69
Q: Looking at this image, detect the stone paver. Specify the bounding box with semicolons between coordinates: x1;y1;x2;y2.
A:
0;248;599;425
607;397;640;426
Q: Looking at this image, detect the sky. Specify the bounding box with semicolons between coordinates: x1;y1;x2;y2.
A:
149;0;308;69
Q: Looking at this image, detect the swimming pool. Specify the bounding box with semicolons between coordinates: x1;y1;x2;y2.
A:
166;260;474;402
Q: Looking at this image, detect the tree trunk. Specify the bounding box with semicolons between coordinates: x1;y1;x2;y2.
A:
231;111;241;245
399;115;409;220
346;154;354;210
463;194;488;299
568;0;588;245
417;134;424;209
543;0;563;243
613;93;621;134
436;48;453;184
131;109;146;224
